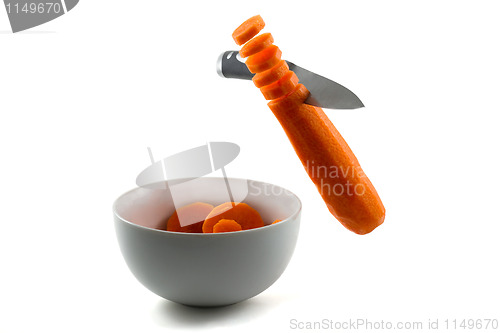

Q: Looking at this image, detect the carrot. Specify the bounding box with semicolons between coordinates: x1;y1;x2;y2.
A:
213;219;243;233
252;60;289;88
271;219;282;225
260;70;299;100
234;15;386;234
240;32;274;58
202;202;264;233
268;100;385;235
232;15;265;46
163;202;214;233
245;45;282;74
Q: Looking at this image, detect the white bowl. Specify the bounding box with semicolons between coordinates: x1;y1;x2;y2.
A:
113;177;301;307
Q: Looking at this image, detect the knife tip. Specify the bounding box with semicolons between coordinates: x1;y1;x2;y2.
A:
351;96;365;109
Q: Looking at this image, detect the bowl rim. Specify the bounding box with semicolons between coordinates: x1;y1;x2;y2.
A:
113;176;302;237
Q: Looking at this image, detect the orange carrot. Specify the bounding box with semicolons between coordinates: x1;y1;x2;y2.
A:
260;70;299;100
245;45;282;74
271;219;282;225
213;219;242;233
163;202;214;233
203;202;264;233
240;32;274;58
234;15;386;235
252;60;289;88
232;15;265;46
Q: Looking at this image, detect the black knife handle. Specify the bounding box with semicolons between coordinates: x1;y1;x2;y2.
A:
216;51;255;80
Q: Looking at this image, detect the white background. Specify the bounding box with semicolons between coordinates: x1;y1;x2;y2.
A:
1;1;499;332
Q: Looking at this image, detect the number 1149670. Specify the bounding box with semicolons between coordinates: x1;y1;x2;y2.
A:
6;2;62;14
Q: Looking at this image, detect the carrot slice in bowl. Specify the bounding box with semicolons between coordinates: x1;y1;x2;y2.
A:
240;32;274;58
260;70;299;100
232;15;265;46
213;219;243;233
202;202;264;233
162;202;214;233
246;45;282;74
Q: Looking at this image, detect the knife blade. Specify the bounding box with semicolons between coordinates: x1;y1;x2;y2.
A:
216;50;364;109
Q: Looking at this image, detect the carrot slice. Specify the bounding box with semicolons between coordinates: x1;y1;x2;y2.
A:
246;45;282;74
232;15;265;46
202;202;264;233
163;202;214;233
213;219;242;233
271;219;282;225
240;33;274;58
260;71;299;100
252;60;289;88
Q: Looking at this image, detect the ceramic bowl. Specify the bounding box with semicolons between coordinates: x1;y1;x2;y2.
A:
113;177;301;307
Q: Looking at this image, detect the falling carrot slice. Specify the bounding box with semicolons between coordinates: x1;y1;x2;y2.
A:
240;32;274;58
246;45;282;74
202;202;264;233
260;71;299;100
163;202;214;233
213;219;243;233
252;60;290;88
232;15;265;46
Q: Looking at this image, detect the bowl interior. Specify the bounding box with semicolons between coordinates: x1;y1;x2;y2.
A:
114;177;301;231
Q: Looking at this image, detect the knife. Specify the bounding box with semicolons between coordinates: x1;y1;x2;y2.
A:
216;50;364;109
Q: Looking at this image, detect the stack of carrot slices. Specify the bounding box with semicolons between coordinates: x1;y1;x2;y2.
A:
160;201;282;233
232;15;309;105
